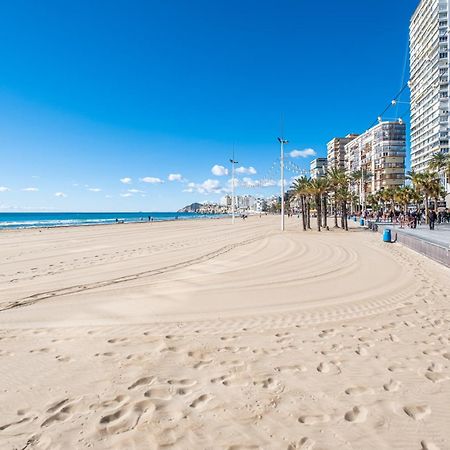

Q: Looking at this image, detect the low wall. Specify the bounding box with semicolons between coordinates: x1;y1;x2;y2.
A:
371;223;450;268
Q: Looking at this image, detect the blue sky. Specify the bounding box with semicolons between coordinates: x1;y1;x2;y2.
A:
0;0;417;212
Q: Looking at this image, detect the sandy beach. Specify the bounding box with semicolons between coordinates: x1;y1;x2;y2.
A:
0;215;449;449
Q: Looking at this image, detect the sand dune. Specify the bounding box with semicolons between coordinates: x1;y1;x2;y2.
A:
0;216;449;449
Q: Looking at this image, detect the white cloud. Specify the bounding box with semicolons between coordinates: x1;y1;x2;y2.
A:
236;166;257;175
183;179;229;195
22;187;39;192
231;177;276;188
55;192;67;198
0;186;11;192
168;173;184;182
128;189;144;193
141;177;164;184
120;177;132;184
120;193;132;197
289;148;317;158
211;165;229;176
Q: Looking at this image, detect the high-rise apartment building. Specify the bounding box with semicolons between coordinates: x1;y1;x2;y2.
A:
345;121;406;194
410;0;450;172
327;134;359;170
310;158;328;179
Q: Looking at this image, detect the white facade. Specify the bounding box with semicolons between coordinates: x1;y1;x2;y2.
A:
345;122;406;194
310;158;328;179
410;0;450;172
327;134;359;170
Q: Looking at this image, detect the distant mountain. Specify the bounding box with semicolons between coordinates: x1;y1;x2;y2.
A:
177;203;203;213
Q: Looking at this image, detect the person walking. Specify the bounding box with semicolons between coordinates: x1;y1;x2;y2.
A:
428;209;437;230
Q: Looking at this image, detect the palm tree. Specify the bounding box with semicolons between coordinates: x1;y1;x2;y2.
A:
327;168;348;228
309;178;329;231
429;152;449;174
291;176;310;231
336;186;351;231
409;171;441;222
429;152;450;200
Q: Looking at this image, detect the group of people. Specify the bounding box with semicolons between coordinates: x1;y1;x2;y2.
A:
362;208;449;230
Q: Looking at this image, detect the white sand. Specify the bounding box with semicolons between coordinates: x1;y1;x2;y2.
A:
0;216;449;449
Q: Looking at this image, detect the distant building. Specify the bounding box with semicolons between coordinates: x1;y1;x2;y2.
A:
327;134;359;170
345;121;406;194
310;158;328;179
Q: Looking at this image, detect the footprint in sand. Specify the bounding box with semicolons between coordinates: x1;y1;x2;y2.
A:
316;362;330;373
94;352;116;358
0;416;31;432
144;387;172;401
107;338;129;344
55;355;73;363
274;365;307;373
193;360;213;369
97;400;154;435
421;440;440;450
41;399;79;427
128;376;155;390
167;379;197;387
189;394;213;409
252;377;278;389
318;329;335;338
403;405;431;421
344;406;368;423
298;414;330;425
287;437;315;449
383;379;402;392
91;395;129;410
345;386;374;396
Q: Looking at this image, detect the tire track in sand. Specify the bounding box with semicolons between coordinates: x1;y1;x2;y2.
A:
0;233;271;313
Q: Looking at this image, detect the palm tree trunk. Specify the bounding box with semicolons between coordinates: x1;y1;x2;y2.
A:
301;196;307;231
316;195;321;231
425;195;429;224
333;194;339;228
307;200;311;229
343;202;349;231
323;195;328;228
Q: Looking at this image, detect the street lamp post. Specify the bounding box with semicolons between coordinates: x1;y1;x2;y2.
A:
278;137;288;231
230;155;238;224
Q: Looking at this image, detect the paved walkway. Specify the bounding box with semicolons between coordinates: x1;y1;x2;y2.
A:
373;222;450;267
389;223;450;248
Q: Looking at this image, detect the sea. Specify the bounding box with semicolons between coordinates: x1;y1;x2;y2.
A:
0;212;225;230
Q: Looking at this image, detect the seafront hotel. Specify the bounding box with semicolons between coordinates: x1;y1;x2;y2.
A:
326;134;359;171
344;121;407;194
410;0;450;204
410;0;449;173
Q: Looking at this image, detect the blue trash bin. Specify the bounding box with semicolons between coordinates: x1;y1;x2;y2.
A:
360;218;365;226
383;229;392;243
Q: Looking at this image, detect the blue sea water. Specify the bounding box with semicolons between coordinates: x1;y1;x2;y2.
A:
0;212;225;230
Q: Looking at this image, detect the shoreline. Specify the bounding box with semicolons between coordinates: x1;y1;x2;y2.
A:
0;213;228;233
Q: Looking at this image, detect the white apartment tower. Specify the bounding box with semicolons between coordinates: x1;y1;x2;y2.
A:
345;121;406;194
410;0;450;172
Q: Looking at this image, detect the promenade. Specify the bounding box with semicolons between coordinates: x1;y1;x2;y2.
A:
375;222;450;267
